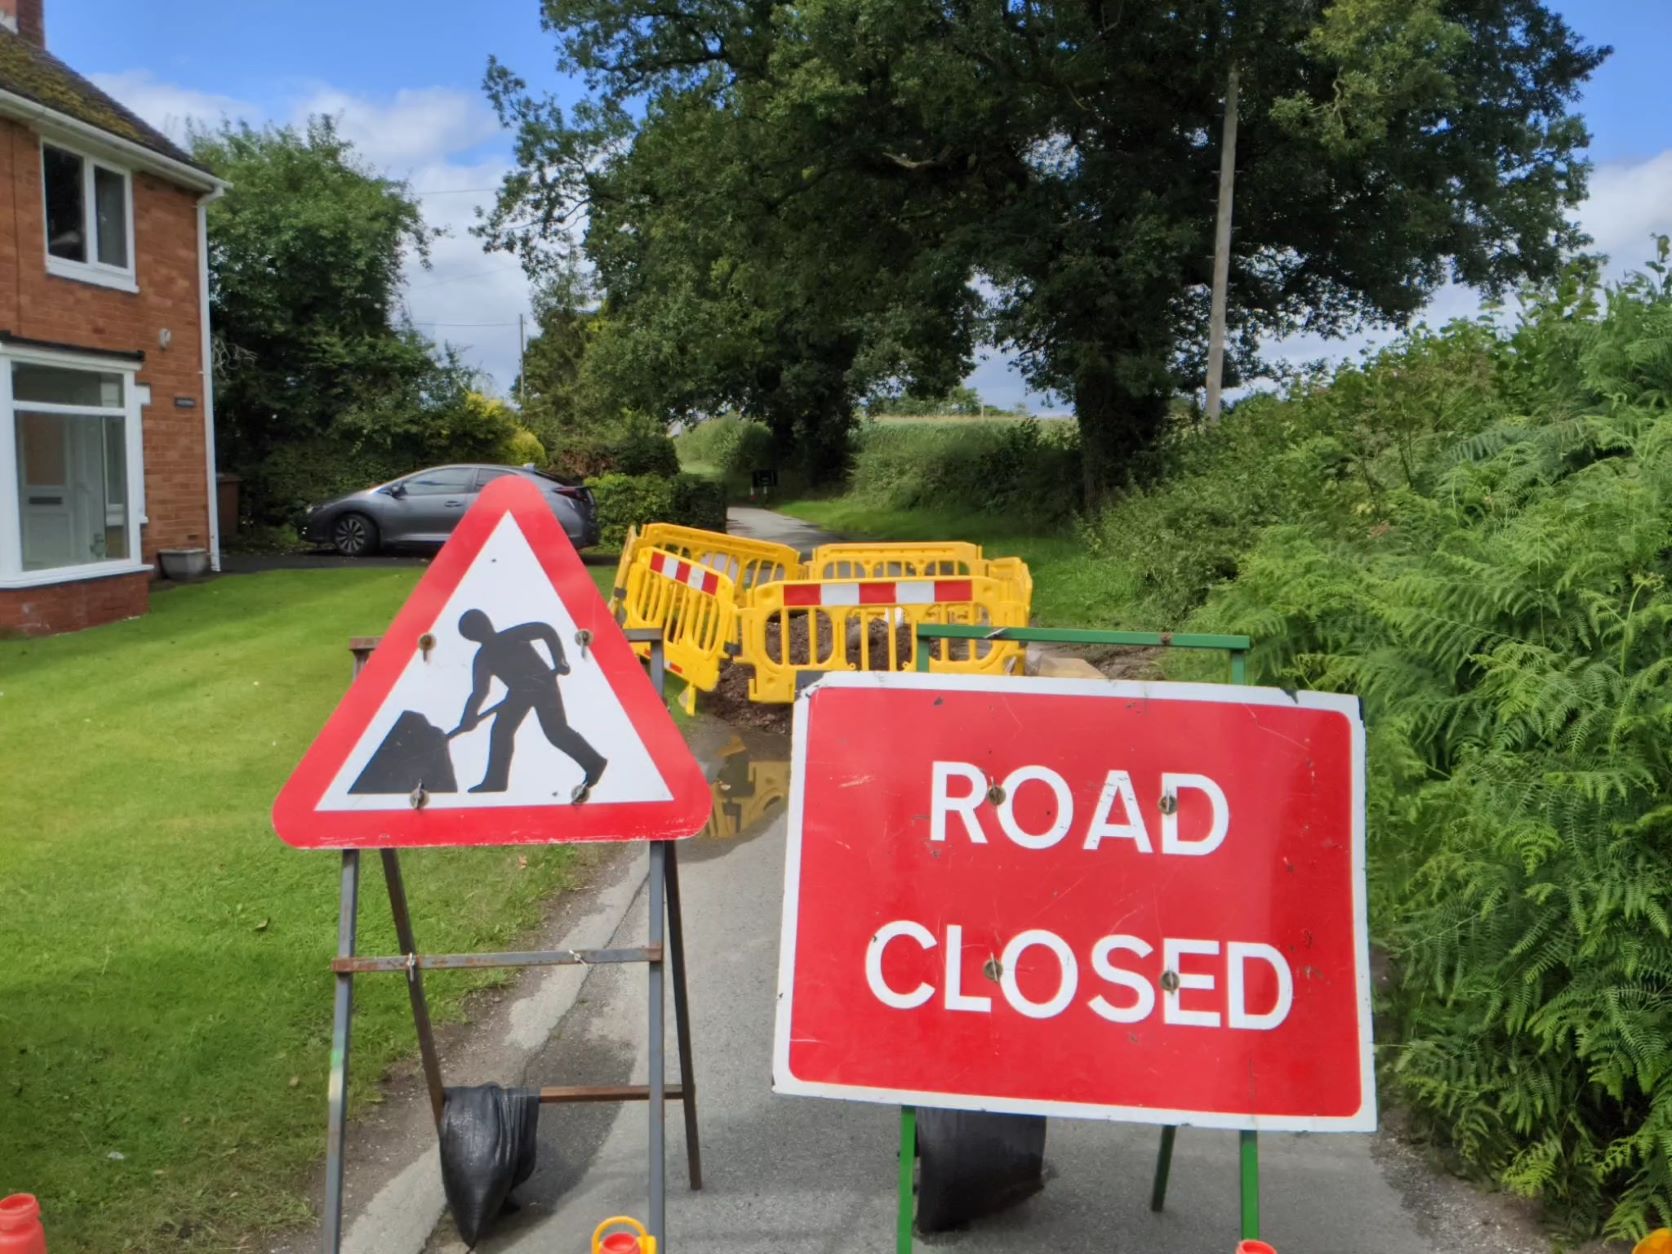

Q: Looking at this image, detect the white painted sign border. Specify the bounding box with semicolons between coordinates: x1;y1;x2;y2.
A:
771;669;1375;1133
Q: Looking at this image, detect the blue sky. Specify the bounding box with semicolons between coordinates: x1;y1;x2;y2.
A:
47;0;1672;410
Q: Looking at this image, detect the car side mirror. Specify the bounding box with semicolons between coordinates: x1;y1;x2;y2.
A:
385;483;406;498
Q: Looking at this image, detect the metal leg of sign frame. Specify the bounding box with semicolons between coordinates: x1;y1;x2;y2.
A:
903;626;1258;1249
321;632;700;1254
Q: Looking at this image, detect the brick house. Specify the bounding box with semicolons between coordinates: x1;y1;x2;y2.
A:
0;0;223;635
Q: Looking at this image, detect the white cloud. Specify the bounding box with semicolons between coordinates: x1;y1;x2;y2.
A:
1581;149;1672;273
397;159;532;395
1257;147;1672;383
88;70;252;145
296;86;502;173
96;69;530;394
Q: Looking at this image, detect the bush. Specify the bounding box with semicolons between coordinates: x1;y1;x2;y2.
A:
676;415;777;476
549;416;680;481
586;471;727;549
671;473;727;532
254;437;412;528
843;419;1081;526
1161;264;1672;1239
1082;319;1517;625
502;427;547;466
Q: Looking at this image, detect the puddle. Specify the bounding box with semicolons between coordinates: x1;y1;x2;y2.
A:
682;730;791;862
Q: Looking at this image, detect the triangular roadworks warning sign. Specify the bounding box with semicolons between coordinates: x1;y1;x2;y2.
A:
272;476;712;849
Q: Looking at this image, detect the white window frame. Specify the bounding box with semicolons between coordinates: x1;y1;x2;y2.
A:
40;139;138;294
0;345;147;589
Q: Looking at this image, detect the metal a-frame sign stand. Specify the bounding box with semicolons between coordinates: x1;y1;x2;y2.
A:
320;629;699;1253
903;624;1256;1253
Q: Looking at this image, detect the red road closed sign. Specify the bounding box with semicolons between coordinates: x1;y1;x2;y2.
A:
773;672;1374;1132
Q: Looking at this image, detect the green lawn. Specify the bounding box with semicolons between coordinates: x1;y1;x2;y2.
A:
777;499;1160;630
0;567;611;1251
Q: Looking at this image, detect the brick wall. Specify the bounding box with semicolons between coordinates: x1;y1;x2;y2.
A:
0;115;212;631
0;568;147;634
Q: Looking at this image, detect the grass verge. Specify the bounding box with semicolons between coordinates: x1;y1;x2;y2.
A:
0;567;610;1251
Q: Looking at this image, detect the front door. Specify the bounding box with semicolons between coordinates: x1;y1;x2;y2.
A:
17;412;73;569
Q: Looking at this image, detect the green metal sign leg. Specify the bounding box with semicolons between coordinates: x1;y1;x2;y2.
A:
1149;1125;1177;1212
897;1106;917;1252
1240;1130;1260;1240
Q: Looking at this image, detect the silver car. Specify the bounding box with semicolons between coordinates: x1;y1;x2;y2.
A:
302;464;601;556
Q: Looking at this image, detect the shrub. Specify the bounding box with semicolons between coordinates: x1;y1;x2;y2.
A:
586;470;726;549
671;473;727;532
676;415;777;476
549;415;680;480
843;419;1081;525
1173;264;1672;1239
254;437;412;527
502;427;547;466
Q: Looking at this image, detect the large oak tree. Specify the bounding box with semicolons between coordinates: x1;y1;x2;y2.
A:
481;0;1604;495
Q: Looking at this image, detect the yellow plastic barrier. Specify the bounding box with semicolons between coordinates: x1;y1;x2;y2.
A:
739;573;1027;703
610;523;645;617
622;547;738;712
638;523;803;597
807;540;985;581
701;737;791;840
810;541;1034;615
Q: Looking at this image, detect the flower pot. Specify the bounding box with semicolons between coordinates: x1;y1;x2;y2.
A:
159;548;210;581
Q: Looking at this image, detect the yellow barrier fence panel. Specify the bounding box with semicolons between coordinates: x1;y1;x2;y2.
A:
739;574;1027;703
806;541;985;581
624;547;739;711
610;523;644;619
640;523;804;597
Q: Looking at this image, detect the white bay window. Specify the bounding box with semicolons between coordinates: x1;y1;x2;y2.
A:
0;351;145;587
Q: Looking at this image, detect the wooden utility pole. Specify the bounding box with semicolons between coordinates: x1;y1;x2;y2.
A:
1204;65;1240;424
517;312;527;407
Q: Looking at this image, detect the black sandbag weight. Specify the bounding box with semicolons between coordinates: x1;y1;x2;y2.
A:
916;1109;1047;1233
438;1084;540;1247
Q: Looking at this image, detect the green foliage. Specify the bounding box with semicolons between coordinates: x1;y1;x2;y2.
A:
671;473;728;533
1170;261;1672;1238
193;118;488;524
1083;318;1517;624
482;0;1603;495
550;415;681;481
587;471;724;549
868;386;990;418
840;419;1081;527
504;427;548;466
675;415;777;477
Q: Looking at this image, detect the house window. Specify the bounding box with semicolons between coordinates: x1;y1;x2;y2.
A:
41;142;135;289
2;358;142;584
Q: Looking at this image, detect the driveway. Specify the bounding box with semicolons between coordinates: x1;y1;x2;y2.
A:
725;506;841;556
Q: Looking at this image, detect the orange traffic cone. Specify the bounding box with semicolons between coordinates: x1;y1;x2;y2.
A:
1633;1230;1672;1254
592;1216;656;1254
0;1195;47;1254
1236;1243;1277;1254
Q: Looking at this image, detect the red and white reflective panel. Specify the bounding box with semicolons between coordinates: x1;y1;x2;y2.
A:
774;671;1374;1132
648;550;724;596
781;579;974;608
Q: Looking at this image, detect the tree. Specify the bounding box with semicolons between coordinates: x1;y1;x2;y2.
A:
481;0;1604;498
195;119;486;520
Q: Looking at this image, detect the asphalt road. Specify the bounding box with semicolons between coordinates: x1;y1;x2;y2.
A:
415;756;1540;1254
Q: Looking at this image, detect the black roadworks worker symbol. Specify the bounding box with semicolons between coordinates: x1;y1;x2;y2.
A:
453;609;609;799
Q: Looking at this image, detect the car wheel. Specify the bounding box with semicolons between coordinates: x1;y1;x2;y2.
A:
332;512;379;557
